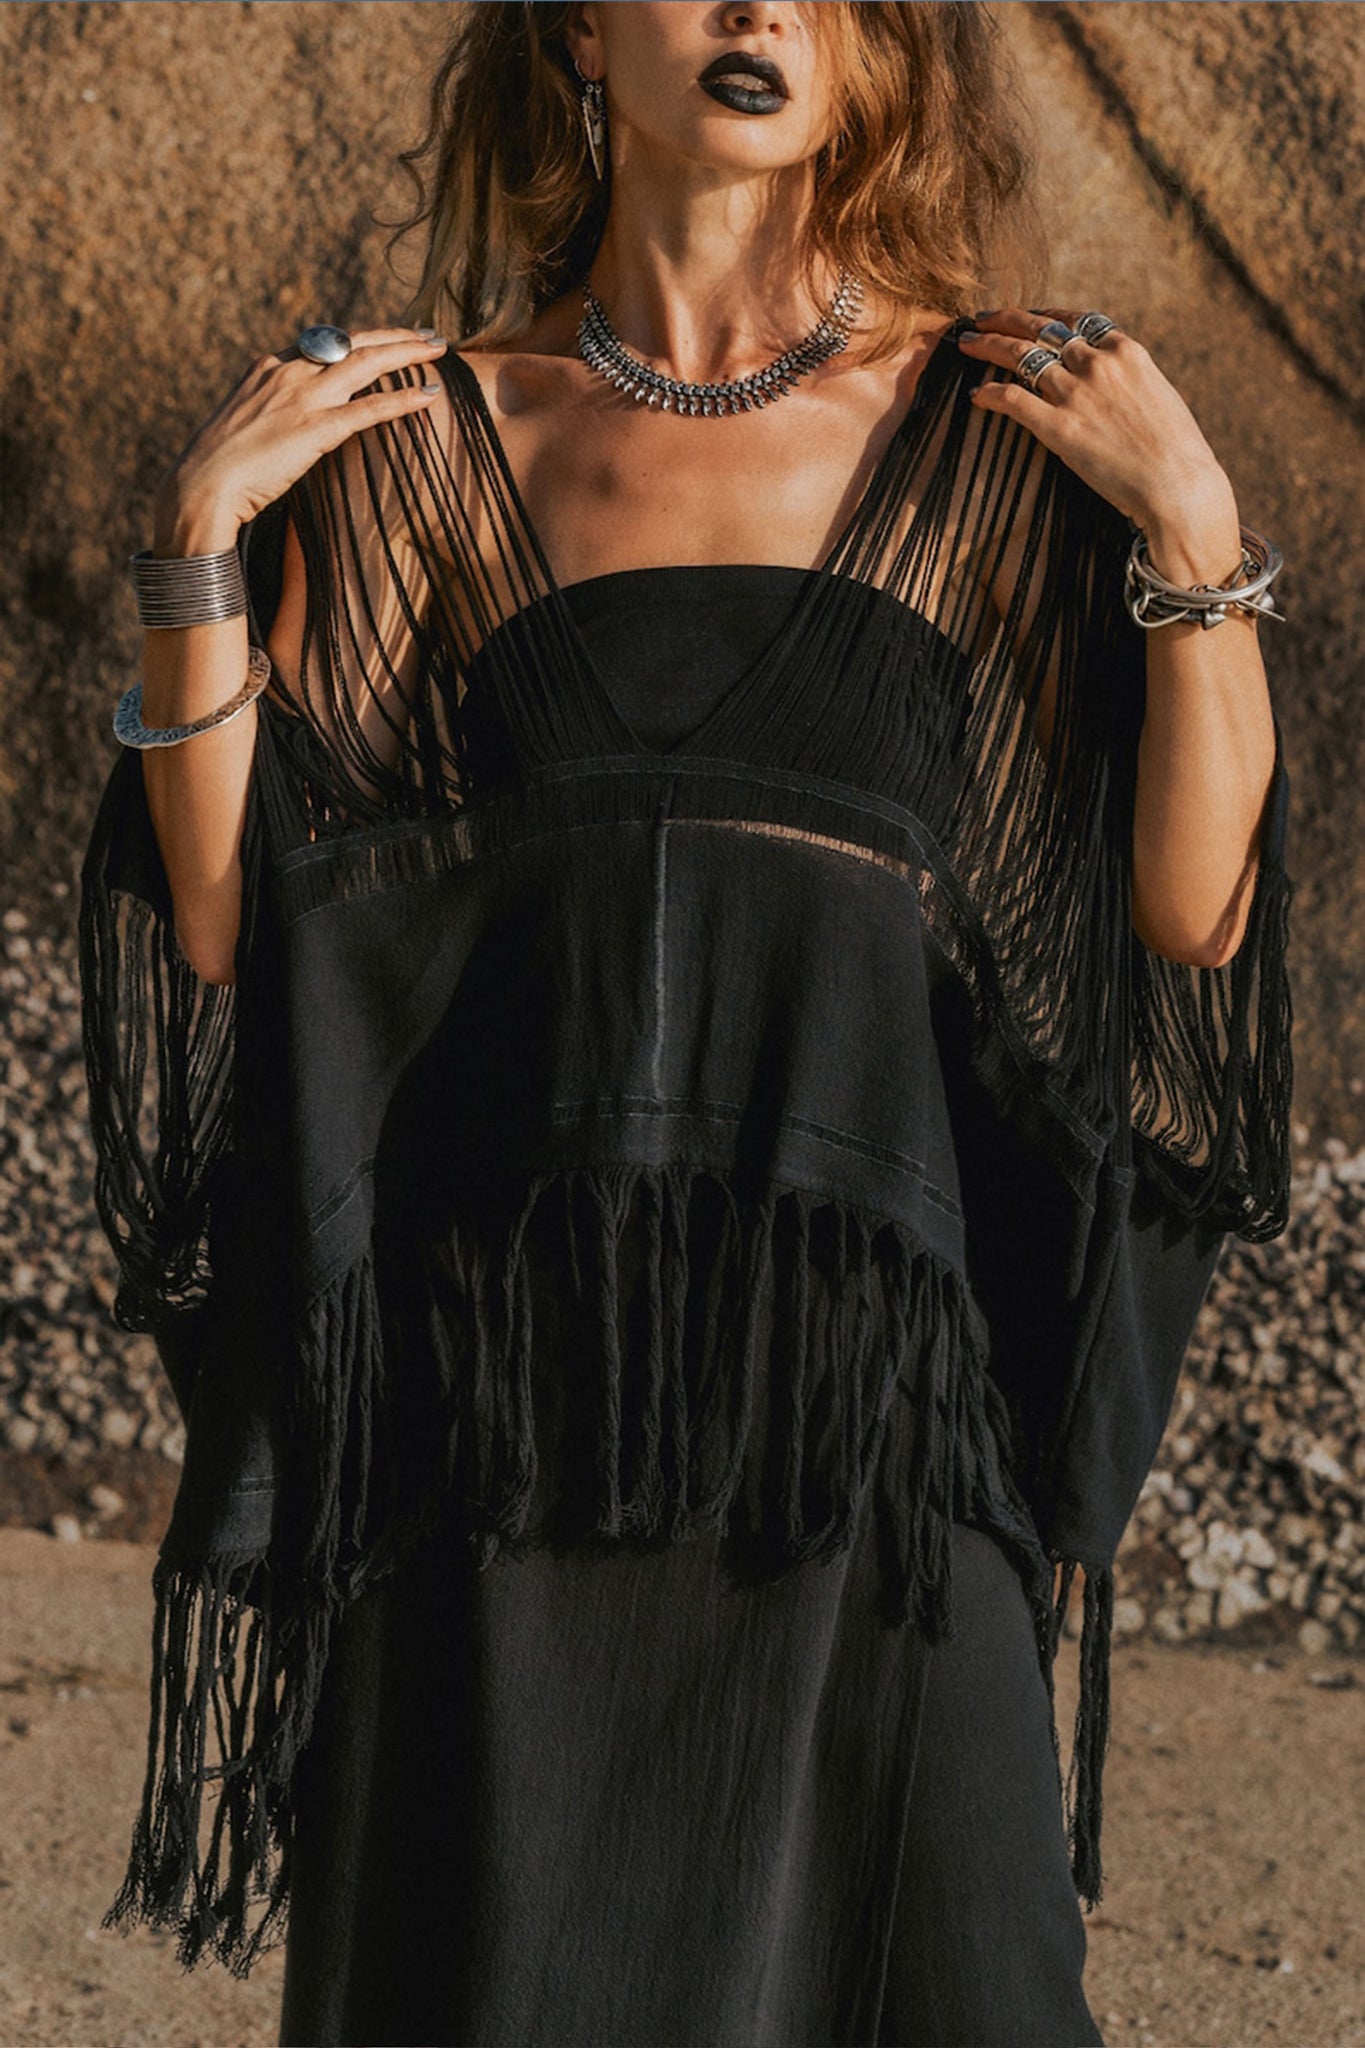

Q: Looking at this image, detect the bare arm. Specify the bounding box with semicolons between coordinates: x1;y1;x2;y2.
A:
961;312;1278;971
1124;485;1277;970
133;326;449;985
140;489;259;987
981;463;1276;971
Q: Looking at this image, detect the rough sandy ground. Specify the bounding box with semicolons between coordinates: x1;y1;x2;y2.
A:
0;1530;283;2048
1;1526;1361;2048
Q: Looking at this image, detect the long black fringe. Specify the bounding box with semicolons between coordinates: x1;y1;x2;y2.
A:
1043;1553;1115;1909
100;1549;302;1976
100;1161;1088;1972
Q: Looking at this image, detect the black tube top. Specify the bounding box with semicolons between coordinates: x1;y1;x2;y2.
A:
561;564;812;752
449;562;975;812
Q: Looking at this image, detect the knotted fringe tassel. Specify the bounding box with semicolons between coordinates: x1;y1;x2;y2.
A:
100;1549;303;1976
102;1252;403;1976
412;1166;1039;1643
1045;1555;1115;1909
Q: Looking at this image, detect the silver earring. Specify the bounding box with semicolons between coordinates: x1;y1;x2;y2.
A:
574;59;607;182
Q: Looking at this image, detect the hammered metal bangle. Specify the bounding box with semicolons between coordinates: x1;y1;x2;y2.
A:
113;644;273;749
1123;523;1287;631
128;545;248;629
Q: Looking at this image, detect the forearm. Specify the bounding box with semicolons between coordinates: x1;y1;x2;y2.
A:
1129;474;1279;968
140;489;258;987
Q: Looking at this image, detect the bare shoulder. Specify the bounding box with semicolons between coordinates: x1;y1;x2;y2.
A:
448;292;594;421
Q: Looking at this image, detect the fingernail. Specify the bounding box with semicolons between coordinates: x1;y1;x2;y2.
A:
415;326;439;339
972;308;997;320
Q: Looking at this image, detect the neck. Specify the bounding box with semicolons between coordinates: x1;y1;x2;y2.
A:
582;170;849;383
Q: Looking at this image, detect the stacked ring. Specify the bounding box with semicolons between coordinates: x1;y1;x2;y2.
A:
1015;345;1066;394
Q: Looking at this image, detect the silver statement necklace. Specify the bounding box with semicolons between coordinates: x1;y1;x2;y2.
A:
577;267;865;416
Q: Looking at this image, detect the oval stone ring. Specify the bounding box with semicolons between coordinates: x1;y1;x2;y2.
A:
295;324;354;366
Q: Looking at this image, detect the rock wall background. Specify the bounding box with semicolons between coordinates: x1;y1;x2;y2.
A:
1;3;1362;1648
2;0;1361;1135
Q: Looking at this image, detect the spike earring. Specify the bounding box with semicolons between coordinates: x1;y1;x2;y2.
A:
574;60;607;182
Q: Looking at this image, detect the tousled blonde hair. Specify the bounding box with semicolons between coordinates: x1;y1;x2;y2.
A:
386;1;1047;363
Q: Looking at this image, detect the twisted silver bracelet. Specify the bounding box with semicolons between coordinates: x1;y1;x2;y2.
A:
1123;522;1286;631
113;644;273;749
128;544;248;629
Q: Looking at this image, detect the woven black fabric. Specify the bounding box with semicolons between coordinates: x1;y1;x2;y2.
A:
276;1515;1102;2048
79;314;1294;1979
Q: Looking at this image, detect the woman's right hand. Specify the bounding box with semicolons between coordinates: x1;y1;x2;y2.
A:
137;325;449;985
154;325;450;535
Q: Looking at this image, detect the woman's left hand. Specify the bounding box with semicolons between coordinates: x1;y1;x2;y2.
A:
958;307;1234;536
962;308;1277;973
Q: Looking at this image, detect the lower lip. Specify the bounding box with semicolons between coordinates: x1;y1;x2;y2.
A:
700;78;786;115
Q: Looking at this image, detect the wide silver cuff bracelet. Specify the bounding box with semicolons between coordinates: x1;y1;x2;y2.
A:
129;544;248;629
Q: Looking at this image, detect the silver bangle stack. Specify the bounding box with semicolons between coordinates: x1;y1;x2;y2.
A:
128;545;248;629
121;540;262;748
1002;307;1289;636
1123;523;1287;631
113;643;274;750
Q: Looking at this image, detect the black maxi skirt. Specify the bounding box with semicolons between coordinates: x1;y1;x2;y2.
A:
277;1203;1105;2048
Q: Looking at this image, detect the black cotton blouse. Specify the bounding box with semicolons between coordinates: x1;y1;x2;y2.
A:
565;563;830;749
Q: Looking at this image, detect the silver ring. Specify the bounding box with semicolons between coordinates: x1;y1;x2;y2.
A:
1074;312;1118;346
1015;345;1065;394
296;324;353;366
1036;319;1077;351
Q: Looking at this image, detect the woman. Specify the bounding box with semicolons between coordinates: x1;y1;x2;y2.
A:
81;4;1293;2044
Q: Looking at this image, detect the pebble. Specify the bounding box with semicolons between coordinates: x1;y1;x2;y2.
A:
1217;1575;1269;1628
1186;1590;1215;1631
1112;1596;1147;1637
49;1514;83;1544
99;1407;139;1450
1188;1552;1228;1590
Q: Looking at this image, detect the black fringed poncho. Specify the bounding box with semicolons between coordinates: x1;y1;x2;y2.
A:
80;315;1293;1977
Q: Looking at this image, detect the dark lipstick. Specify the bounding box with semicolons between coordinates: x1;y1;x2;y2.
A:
698;50;788;116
